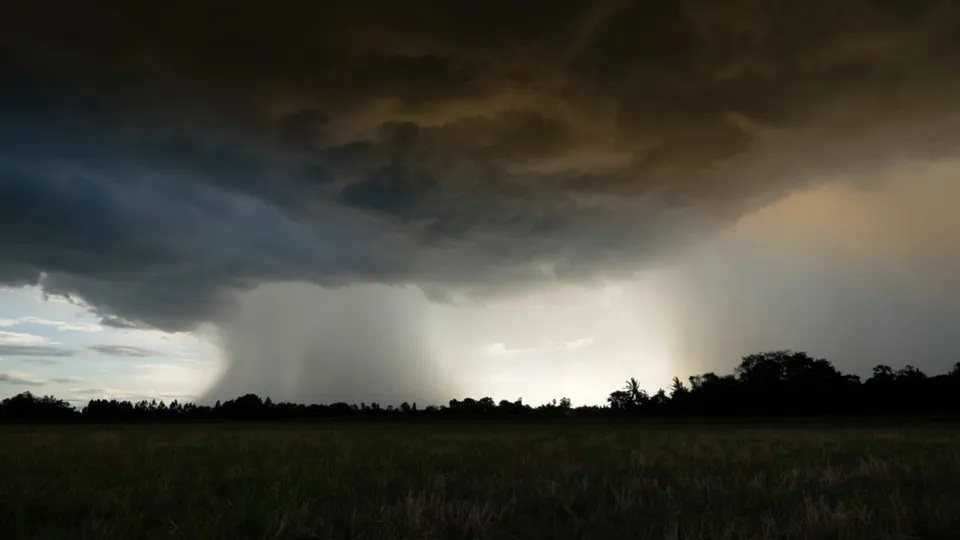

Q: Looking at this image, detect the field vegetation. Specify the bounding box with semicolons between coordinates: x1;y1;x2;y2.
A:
2;422;959;540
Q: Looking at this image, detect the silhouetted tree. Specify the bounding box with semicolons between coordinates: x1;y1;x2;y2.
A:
606;390;632;411
0;392;77;423
6;350;960;424
607;378;650;415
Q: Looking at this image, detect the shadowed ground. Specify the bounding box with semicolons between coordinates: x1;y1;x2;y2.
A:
1;422;958;539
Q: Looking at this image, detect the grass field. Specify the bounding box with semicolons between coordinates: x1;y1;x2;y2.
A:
1;422;958;540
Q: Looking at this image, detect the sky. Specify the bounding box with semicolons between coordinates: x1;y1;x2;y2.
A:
1;0;960;406
0;285;218;404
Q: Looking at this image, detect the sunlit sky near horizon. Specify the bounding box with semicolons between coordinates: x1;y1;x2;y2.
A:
0;286;218;405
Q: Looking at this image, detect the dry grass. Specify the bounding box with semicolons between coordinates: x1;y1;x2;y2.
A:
0;422;958;539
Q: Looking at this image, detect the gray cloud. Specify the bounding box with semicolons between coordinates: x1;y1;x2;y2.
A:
49;376;84;384
0;345;76;358
1;1;959;400
20;317;102;332
88;345;160;358
12;358;64;366
0;372;47;386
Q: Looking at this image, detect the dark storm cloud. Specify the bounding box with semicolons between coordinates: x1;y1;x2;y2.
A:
0;0;959;330
338;162;441;216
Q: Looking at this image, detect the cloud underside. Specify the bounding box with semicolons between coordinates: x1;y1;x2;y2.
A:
1;0;959;330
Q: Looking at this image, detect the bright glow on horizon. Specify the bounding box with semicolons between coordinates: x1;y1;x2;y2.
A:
423;278;678;406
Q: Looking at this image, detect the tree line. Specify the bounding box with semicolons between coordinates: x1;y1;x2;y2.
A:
3;351;960;423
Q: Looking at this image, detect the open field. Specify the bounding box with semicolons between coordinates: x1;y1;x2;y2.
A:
1;422;959;540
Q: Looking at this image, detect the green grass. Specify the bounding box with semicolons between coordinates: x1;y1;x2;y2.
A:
1;422;959;539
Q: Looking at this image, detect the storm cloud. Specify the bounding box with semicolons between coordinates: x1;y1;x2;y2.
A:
2;1;960;402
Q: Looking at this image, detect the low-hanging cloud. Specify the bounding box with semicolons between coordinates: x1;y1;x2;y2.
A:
2;0;960;400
